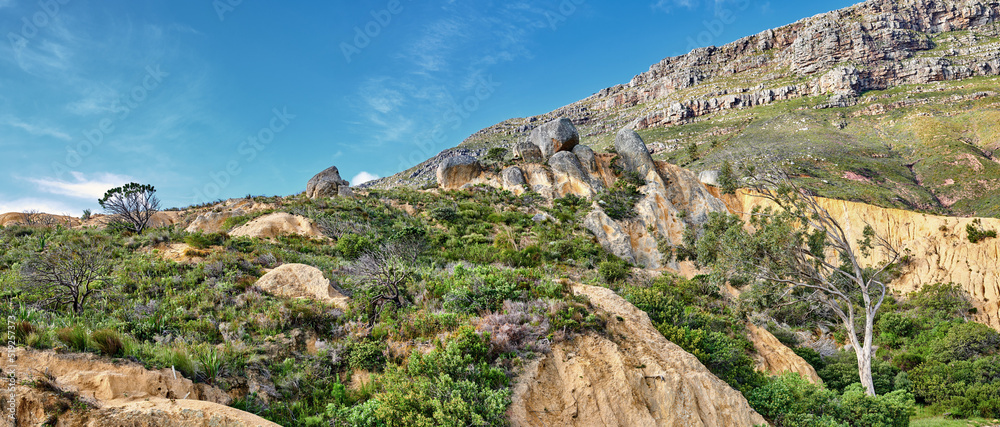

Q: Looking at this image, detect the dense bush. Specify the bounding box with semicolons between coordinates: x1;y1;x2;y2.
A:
598;258;630;283
928;321;1000;363
348;339;387;372
747;374;914;427
346;329;510;427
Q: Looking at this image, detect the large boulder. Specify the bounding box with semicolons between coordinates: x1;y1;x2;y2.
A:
229;212;326;240
254;263;349;309
502;166;527;188
509;283;767;427
513;142;544;163
698;170;721;187
530;118;580;159
548;151;603;197
583;210;636;264
614;128;658;181
437;155;483;190
572;145;598;173
306;166;351;199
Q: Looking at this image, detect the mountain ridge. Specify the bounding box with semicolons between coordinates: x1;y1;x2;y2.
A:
367;0;1000;218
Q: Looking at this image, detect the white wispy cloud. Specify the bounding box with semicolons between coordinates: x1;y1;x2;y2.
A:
652;0;696;12
351;171;379;186
24;171;134;200
1;116;72;140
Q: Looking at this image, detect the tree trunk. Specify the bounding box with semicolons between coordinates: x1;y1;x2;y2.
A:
856;346;876;396
846;322;877;396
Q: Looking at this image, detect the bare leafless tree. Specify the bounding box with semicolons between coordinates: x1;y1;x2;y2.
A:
349;239;422;326
98;183;160;234
707;163;901;396
21;236;114;314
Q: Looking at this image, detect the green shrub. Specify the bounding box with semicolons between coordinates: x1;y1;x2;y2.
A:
719;160;738;195
929;321;1000;363
184;232;225;249
793;347;826;372
908;283;972;319
429;204;459;223
91;329;125;357
500;246;542;268
818;353;898;395
195;345;223;385
598;259;630;283
364;330;510;427
443;273;520;314
348;340;387;372
839;384;914;427
746;373;845;427
966;219;997;243
946;382;1000;418
220;215;253;231
336;234;373;259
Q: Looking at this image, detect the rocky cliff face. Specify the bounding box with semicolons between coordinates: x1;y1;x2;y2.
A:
508;282;766;427
727;191;1000;331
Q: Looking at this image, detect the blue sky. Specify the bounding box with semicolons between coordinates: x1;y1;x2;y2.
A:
0;0;858;214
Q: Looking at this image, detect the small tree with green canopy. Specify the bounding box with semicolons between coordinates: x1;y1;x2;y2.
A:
695;167;901;396
98;182;160;234
719;160;738;195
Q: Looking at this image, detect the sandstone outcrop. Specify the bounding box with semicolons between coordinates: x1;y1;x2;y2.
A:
509;283;766;426
530;117;580;158
254;263;349;309
747;323;823;384
727;191;1000;331
439;122;728;269
436;155;483;190
306;165;351;199
229;212;326;240
185;198;275;234
0;348;278;426
548;151;604;198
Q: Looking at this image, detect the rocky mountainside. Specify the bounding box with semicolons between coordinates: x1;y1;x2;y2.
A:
370;0;1000;217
